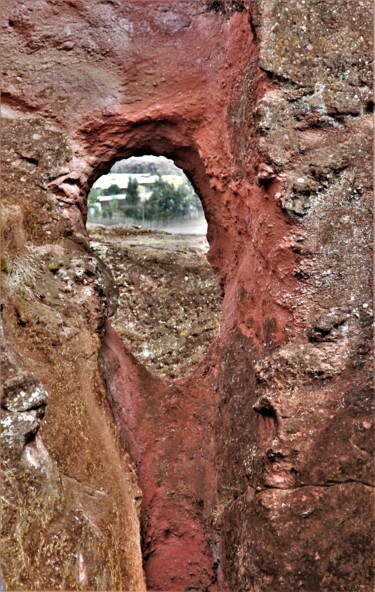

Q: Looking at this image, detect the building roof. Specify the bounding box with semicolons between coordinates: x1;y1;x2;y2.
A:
97;194;127;202
92;173;184;190
93;173;159;190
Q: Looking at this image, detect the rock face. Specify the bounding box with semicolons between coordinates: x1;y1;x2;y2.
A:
0;121;145;591
1;1;373;591
88;224;222;379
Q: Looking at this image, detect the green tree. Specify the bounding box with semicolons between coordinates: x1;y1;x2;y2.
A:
88;187;101;203
122;177;142;218
102;184;122;196
101;198;121;220
183;183;202;212
144;177;196;221
126;177;140;205
87;187;101;218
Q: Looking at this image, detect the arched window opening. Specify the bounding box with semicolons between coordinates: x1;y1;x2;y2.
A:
88;155;207;235
88;155;221;379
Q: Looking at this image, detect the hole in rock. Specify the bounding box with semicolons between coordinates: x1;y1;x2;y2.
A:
88;155;222;379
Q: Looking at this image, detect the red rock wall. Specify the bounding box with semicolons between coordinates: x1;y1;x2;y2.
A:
1;1;373;590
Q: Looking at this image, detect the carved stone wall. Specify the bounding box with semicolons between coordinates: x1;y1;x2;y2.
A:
1;1;373;590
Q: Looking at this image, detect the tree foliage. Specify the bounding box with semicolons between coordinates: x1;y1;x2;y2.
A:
87;173;202;223
143;177;201;221
88;187;100;204
121;177;141;218
102;184;123;196
126;177;140;205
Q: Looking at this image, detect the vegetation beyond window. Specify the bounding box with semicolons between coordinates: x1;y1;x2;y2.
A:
88;156;203;225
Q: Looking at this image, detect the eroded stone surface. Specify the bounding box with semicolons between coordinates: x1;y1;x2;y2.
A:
89;224;222;378
0;118;145;591
0;0;373;590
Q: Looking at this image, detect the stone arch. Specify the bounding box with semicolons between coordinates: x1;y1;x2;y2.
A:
52;116;230;284
53;120;227;589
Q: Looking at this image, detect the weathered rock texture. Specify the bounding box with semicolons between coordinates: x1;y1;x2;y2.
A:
1;1;373;591
89;225;222;379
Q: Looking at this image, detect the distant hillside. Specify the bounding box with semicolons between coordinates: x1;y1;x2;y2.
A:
111;156;183;176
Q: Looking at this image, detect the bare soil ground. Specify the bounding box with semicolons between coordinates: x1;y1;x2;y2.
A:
88;224;222;378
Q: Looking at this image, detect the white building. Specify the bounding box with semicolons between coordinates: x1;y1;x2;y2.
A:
92;173;184;201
